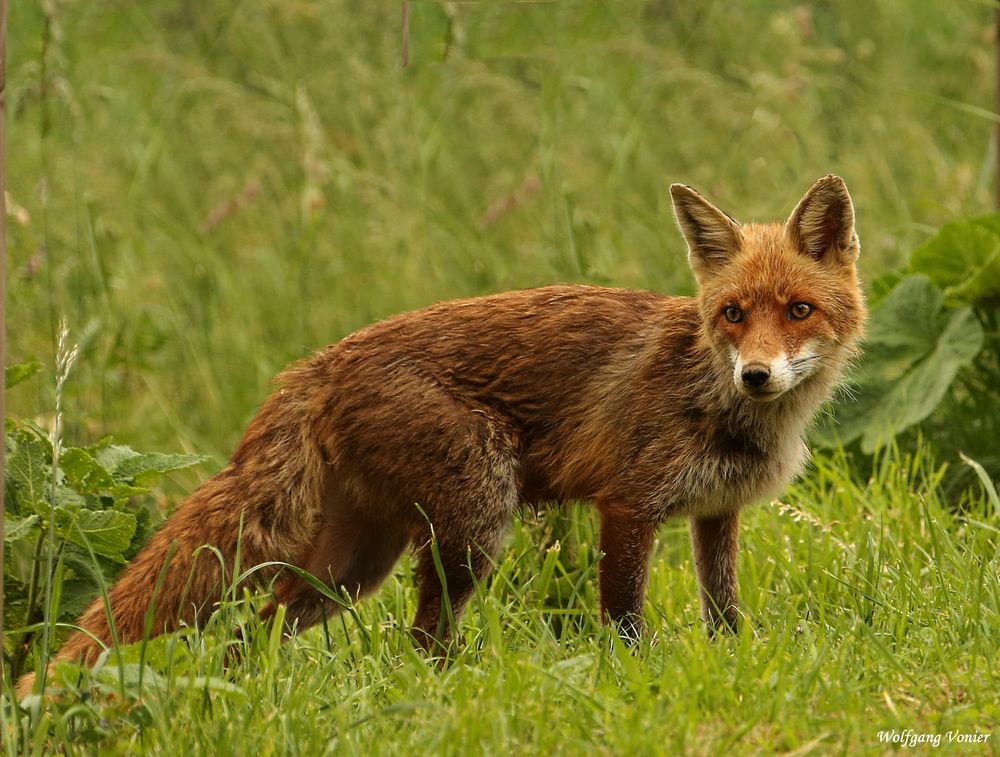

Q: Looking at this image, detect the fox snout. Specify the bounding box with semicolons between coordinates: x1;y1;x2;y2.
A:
733;352;792;401
731;346;822;401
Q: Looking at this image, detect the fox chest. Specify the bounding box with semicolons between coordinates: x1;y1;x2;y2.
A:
639;422;809;519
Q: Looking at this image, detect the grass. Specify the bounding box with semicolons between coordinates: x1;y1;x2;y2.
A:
4;0;1000;753
5;444;1000;754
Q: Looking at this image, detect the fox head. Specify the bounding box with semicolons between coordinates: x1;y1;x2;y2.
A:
670;175;866;403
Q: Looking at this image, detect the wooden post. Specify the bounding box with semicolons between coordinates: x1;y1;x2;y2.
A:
0;0;8;676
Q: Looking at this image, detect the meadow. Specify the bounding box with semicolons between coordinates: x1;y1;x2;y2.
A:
4;1;999;753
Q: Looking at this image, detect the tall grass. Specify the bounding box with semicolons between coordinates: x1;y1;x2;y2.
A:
3;0;999;753
4;442;999;754
6;0;996;463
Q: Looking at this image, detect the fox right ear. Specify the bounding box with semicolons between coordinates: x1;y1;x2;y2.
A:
786;175;859;265
670;183;743;283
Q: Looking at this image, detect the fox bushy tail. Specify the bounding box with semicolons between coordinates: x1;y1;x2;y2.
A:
16;360;330;697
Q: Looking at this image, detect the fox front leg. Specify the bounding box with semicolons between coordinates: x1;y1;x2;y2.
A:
597;506;658;639
689;511;740;634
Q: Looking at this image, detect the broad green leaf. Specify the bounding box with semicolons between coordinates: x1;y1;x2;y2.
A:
17;419;54;443
89;664;247;703
61;447;119;493
859;306;983;452
56;578;103;619
4;514;41;543
112;451;207;484
84;436;115;454
864;275;943;353
5;360;43;389
910;216;1000;306
813;386;882;450
826;276;984;452
7;428;51;513
968;213;1000;239
94;443;141;475
171;675;249;702
60;542;112;584
126;503;154;560
51;482;87;511
866;269;907;306
61;446;146;502
57;508;137;562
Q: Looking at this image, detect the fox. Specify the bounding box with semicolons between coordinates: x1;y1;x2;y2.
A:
17;175;866;697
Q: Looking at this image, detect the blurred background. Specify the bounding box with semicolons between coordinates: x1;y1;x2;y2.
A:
6;0;995;469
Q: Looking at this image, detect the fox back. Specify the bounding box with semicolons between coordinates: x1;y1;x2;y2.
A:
18;175;865;697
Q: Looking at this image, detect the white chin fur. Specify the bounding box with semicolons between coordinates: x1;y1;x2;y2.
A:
736;384;785;402
732;345;821;399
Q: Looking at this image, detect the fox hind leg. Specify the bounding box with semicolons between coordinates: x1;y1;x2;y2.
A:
410;513;511;651
296;371;523;652
258;505;409;636
409;427;521;651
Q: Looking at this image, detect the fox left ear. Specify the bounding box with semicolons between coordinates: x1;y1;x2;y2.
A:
670;183;744;284
786;175;859;265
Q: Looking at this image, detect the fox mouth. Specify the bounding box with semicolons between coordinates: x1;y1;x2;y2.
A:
741;387;784;402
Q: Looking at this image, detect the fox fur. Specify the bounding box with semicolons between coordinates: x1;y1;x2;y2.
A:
17;175;866;696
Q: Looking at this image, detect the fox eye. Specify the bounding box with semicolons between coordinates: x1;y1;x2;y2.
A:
723;306;744;323
789;302;813;320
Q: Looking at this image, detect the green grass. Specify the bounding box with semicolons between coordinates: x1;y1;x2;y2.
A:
4;0;1000;753
6;444;999;754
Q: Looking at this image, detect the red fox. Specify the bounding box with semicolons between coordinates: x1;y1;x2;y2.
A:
18;175;865;696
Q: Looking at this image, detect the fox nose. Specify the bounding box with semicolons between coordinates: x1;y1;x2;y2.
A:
741;364;770;388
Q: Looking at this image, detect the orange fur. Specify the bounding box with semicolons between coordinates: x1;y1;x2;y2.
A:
17;176;865;697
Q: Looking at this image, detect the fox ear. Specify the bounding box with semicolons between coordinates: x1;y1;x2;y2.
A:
670;183;743;283
786;175;859;265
